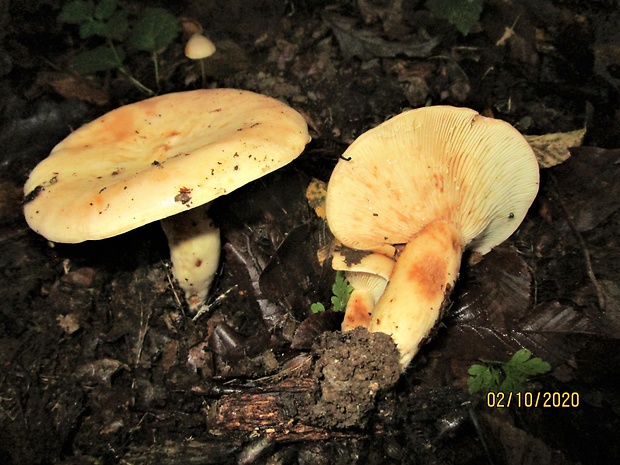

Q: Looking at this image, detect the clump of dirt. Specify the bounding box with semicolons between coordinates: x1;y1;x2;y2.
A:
300;327;401;429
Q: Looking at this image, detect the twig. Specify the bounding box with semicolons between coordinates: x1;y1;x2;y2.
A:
192;285;238;322
465;401;495;465
106;40;154;96
164;265;183;308
151;51;160;87
134;294;152;369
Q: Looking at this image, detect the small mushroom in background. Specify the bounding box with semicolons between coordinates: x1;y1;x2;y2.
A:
184;33;216;87
331;247;395;331
325;106;539;369
23;88;310;311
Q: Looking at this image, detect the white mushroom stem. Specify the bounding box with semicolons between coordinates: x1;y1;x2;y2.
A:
341;271;390;331
160;203;220;311
367;220;463;369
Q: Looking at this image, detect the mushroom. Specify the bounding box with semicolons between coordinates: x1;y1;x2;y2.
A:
185;33;216;60
23;89;310;310
331;247;395;331
325;106;539;368
184;33;216;86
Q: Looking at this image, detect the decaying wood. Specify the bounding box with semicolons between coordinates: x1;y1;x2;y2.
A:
206;377;369;443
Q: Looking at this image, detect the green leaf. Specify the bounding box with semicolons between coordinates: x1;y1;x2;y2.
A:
129;7;180;52
78;20;102;39
425;0;484;35
467;364;490;394
489;366;502;390
94;0;117;21
310;271;353;314
509;348;533;365
467;349;551;396
311;302;326;314
99;10;128;40
59;0;95;24
76;10;126;40
498;375;523;394
71;45;124;73
505;349;551;378
467;363;487;377
467;365;501;394
523;357;552;375
331;271;353;312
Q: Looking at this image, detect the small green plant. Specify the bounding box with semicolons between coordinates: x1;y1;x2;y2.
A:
311;271;353;313
59;0;180;94
467;349;551;394
425;0;484;35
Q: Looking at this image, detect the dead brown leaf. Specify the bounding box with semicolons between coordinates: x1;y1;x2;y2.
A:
525;128;586;168
49;74;109;106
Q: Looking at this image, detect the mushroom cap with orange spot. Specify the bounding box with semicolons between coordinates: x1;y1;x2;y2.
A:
23;89;310;243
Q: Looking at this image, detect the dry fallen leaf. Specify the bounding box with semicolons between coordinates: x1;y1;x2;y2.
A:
49;74;110;106
551;146;620;231
305;178;327;220
56;314;81;335
322;11;439;60
445;246;603;366
525;128;586;168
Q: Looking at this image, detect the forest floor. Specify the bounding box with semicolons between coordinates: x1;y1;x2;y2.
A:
1;1;620;464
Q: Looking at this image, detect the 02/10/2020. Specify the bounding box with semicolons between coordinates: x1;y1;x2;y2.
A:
486;391;579;408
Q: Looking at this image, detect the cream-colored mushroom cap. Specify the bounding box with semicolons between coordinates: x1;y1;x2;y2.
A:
331;248;395;305
185;33;216;59
331;248;395;331
23;89;311;243
325;105;539;255
331;248;395;286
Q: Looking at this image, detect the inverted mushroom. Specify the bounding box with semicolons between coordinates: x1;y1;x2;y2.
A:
325;106;539;369
23;89;310;310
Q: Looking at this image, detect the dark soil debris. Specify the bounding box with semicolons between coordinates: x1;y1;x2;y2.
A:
301;327;400;429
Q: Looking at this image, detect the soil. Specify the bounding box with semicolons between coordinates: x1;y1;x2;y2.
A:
1;1;620;464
